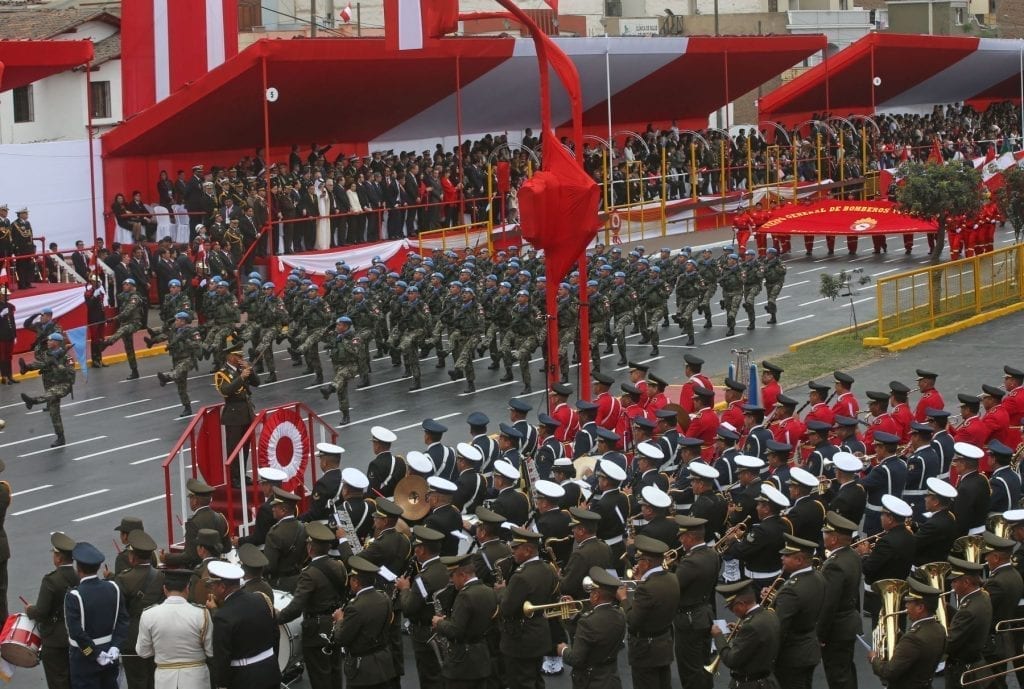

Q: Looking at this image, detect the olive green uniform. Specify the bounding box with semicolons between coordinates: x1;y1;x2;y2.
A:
622;568;679;689
561;602;626;689
277;556;349;689
22;346;75;443
26;564;78;689
115;563;166;688
263;516;307;592
333;586;398;687
498;558;559;689
435;578;499;688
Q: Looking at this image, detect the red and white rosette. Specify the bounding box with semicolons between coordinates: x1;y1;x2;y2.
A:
258;408;309;493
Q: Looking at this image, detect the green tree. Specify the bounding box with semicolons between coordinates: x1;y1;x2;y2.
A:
894;160;983;262
995;165;1024;242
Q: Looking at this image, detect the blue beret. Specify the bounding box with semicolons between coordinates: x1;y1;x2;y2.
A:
41;308;53;315
406;285;418;293
47;332;64;342
168;279;181;287
337;316;352;324
352;287;365;294
174;311;192;321
123;278;136;285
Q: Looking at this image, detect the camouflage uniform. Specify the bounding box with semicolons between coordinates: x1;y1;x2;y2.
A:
103;286;146;376
158;319;202;414
639;272;671;355
740;255;764;330
146;285;192;345
236;280;263;352
555;290;578;381
502;294;541;393
21;341;75;445
608;277;637;365
321;322;362;423
448;292;485;392
291;289;332;383
718;257;743;336
253;286;287;382
432;287;461;368
586;285;611;373
672;262;705;346
348;291;380;382
697;253;720;328
22;312;61;364
762;251;787;324
203;286;240;370
390;291;431;389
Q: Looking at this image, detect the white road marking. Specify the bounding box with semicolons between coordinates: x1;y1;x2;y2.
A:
72;438;161;462
871;269;899;277
12;484;52;497
26;397;105;416
458;381;516;396
848;297;875;305
775;315;815;326
393;412;461;432
125;402;196;418
72;495;165;522
130;453;170;466
0;434;54;449
798;297;827;307
18;436;107;458
260;373;314;387
321;409;406;424
796;266;826;275
75;400;150;417
781;280;810;289
13;489;108;516
702;333;745;345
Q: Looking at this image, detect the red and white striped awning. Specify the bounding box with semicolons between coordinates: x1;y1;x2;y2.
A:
759;33;1024;124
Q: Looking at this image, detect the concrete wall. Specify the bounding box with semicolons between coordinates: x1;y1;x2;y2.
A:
994;0;1024;37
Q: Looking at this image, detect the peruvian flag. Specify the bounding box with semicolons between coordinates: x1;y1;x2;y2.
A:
340;2;353;23
121;0;238;118
384;0;459;51
0;265;8;287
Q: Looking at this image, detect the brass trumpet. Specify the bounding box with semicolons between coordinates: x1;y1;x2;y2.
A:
704;616;747;676
850;533;883;550
582;576;638;593
522;599;587;619
663;545;684;570
714;516;752;554
760;575;786;608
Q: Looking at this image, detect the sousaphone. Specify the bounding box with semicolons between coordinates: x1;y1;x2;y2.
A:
394;474;430;521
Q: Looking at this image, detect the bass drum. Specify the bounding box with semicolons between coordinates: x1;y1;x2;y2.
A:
273;590;303;677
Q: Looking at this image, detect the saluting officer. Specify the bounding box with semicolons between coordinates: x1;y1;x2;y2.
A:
298;442;344;522
672;515;720;689
773;534;826;689
331;556;398;688
25;532;79;689
556;566;627;689
161;478;230;569
432;553;499;689
276;521;349;689
65;542;130;689
817;512;863;689
945;557;993;689
114;529;166;688
396;526;451;689
262;488;307;592
207;560;281;689
619;535;678;689
711;580;781;687
868;577;947;687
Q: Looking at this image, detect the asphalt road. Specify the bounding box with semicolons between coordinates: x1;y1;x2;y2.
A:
6;226;1020;688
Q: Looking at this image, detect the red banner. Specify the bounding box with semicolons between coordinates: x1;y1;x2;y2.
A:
758;200;937;236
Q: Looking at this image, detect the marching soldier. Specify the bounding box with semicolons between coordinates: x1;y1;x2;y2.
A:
672;515;720;689
25;532;79;689
711;580;781;687
22;306;61;364
144;278;192;346
447;286;484;393
868;576;947;689
276;521;349;689
396;526;451;689
739;250;763;331
207;560;282;688
320;316;361;425
391;284;432;390
432;553;500;689
19;332;75;446
161;478;230;569
135;568;214;688
156;311;202;416
818;513;863;689
762;247;786;324
331;556;398;688
253;281;287;383
263;488;307;592
215;345;261;487
115;529;166;688
556;566;627;689
672;259;704;346
498;526;559;689
718;253;743;336
65;542;130;689
98;277;146;379
502;288;541;393
945;556;993;689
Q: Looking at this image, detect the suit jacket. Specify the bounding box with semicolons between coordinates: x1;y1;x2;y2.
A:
26;565;79;647
559;537;612;599
952;471;992;536
773;568;826;668
785;495;826;544
211;589;281;688
453;469;486;514
72;251;89;279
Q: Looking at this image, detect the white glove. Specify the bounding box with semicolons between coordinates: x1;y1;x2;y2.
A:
107;647;120;662
96;651;112;666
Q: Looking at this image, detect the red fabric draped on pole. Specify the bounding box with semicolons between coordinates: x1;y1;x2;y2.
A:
490;0;601;396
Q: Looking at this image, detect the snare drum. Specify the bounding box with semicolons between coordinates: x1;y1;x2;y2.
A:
0;614;41;668
273;590;302;673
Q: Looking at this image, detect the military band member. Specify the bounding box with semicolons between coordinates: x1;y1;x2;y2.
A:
913;477;959;566
471;506;514;587
711;580;781;689
234;467;286;548
135;568;214;689
727;483;791;594
636;486;677;546
237;544;275;600
927;408;957;478
833;415;866;458
988;440;1021;515
859;495;915;626
713;425;742;488
818;512;863;689
498;526;559;689
981;530;1023;689
617;535;678;689
764;440;793;491
25;532;79;689
573;400;599;459
785;467;827;544
161;478;229;569
772;534;826;689
396;526;451;689
276;521;349;689
509;398;538;459
263;487;307;592
945;556;993;689
803;420;837;477
188;528;226;607
111;517;147;576
672;515;719;689
114;529;166;688
868;577;947;689
861;431;908;536
333;469;374;557
407;450;434;479
826;452;867;525
423;418;456;481
367;425;405;498
298;442;343;522
207;560;281;689
589;459;630;572
491;459;529;528
433;553;499;689
532;480;572;566
424;477;463;557
496;423;523;475
65;542;130;689
741;404;773;461
903;422;942;517
951;442;992;536
332;556;399;688
535;413;565;481
452;442;487;514
557;566;626;689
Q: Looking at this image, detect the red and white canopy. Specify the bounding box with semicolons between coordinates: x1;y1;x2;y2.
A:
759;33;1024;124
102;34;824;158
0;39;94;92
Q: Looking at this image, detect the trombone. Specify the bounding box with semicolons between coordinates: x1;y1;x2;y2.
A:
995;618;1024;632
960;651;1024;686
522;599;587;620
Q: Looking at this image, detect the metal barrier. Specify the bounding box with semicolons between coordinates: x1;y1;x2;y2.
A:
416;221;491;253
161;405;224;550
875;244;1024;340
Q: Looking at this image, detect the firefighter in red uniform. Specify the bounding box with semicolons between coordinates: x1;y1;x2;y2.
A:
963;210;980;258
862;390;902;449
831;371;859;419
947;213;964;259
771;394;806;455
593;371;622;431
1002;365;1024;448
677;353;713;414
550;382;579;444
646;373;670;415
913;369;945;423
760;361;783;412
720;377;747;431
733;208;754;255
752;202;775;256
888;381;914;443
685;385;719;461
980;189;1001;254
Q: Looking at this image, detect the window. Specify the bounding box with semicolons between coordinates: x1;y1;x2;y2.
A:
768;0;779;12
12;85;33;123
90;81;111;119
605;0;622;17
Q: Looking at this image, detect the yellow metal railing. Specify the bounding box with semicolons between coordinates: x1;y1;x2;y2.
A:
875;244;1024;340
416;221;490;254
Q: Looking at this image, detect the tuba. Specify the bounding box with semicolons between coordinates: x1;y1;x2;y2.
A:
872;579;909;663
917;562;951;632
394;475;431;521
988;514;1011;540
954;534;985;564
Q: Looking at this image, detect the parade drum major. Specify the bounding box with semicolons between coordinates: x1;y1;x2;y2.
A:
0;613;41;667
273;591;303;673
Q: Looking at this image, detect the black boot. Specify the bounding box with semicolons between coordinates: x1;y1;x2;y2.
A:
409;377;422;391
315;371;323;384
745;305;756;330
126;369;140;380
143;336;155;348
51;436;65;448
487;360;500;370
436;353;447;368
20;393;34;410
448;369;464;381
180;405;192;417
521;384;532;394
341;411;351;425
18;358;27;376
320;384;335;400
157;372;168;387
500;368;514;382
651;345;659;356
726;317;735;337
703;308;713;329
357;376;370;389
465;380;476;393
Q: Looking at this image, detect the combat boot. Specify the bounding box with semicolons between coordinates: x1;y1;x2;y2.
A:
726;317;735;337
320;384;335;400
357;376;370;389
157;372;169;387
500;368;514;382
465;381;476;393
20;393;34;410
409;377;422;391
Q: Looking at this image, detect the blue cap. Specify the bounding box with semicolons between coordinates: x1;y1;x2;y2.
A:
352;287;365;294
47;332;64;342
168;279;181;287
449;281;463;288
422;418;448;434
990;439;1014;457
387;271;400;279
517;289;529;296
337;316;352;324
767;247;778;254
559;282;571;290
520;270;531;278
600;264;613;271
595;427;620;442
174;311;192;321
486;274;498;281
406;285;418;293
873;431;900;445
261;281;274;289
72;542;104;566
413;266;425;274
587;280;598;287
248;278;261;286
536;276;547;283
498;422;523;440
717;425;740;441
395;280;408;289
249;271;261;279
123;278;136;285
467;411;490;427
500;281;512;288
538;413;561;427
650;266;661;273
306;284;319;292
729;253;740;260
463;287;475;294
286;275;300;282
357;277;369;284
508;398;533;412
41;307;53;315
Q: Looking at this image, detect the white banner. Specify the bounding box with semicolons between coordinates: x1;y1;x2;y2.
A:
11;285;86;325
